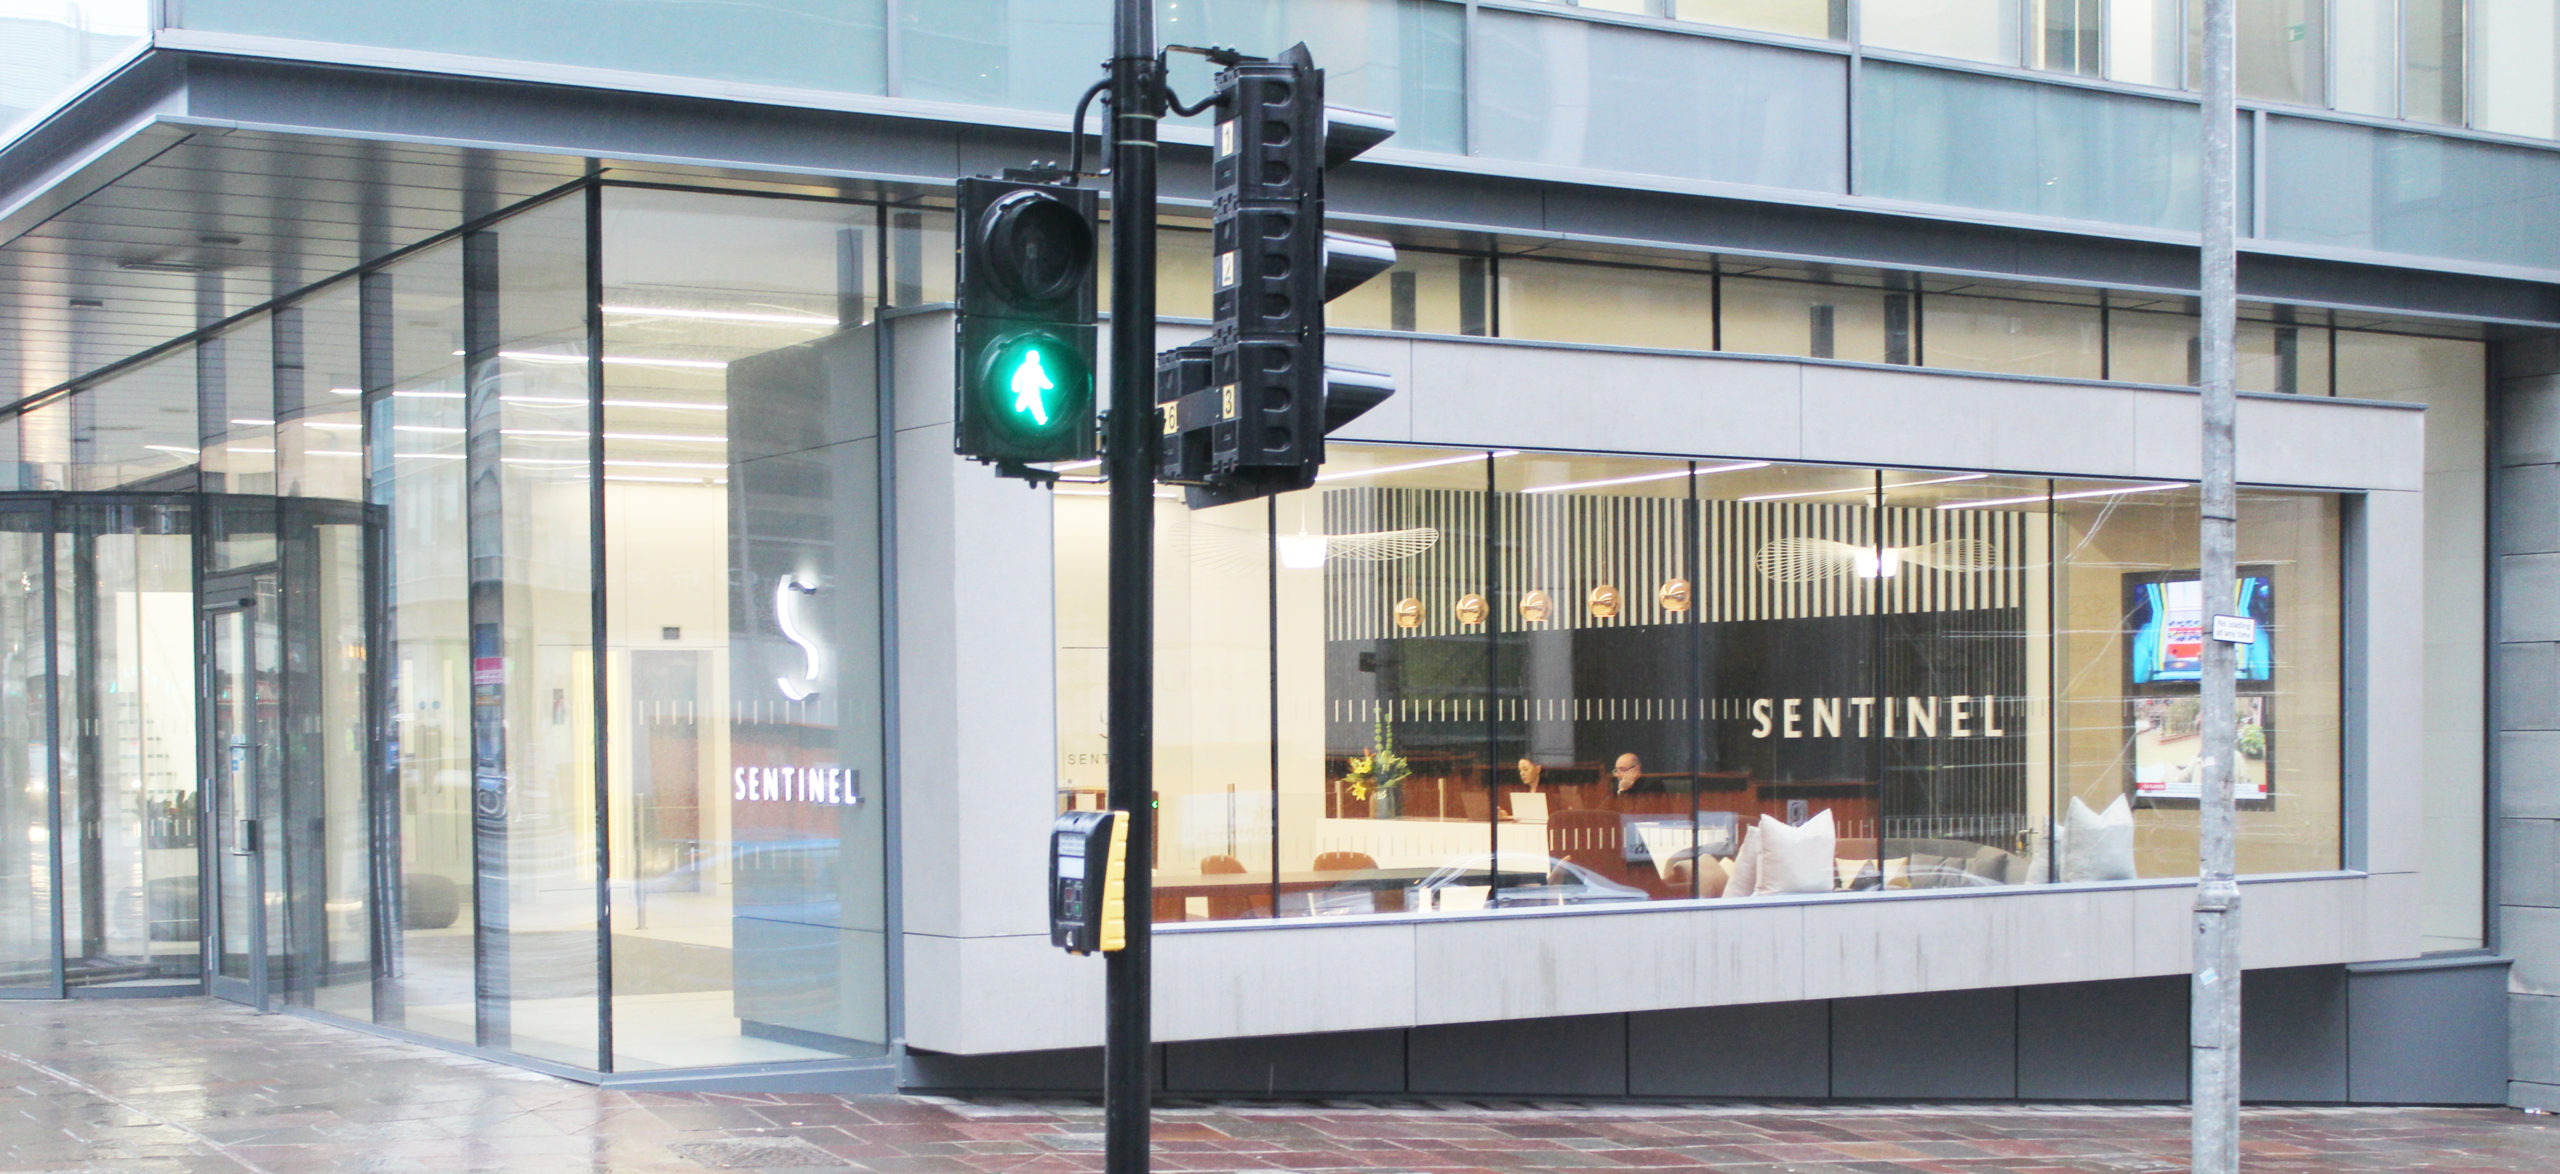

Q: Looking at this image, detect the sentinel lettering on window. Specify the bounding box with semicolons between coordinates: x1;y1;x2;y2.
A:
732;765;862;806
1749;696;2009;739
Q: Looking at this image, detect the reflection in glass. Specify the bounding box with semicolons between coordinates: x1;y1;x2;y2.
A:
1922;292;2102;380
1721;274;1904;364
372;241;477;1045
271;281;372;1015
1499;259;1713;351
178;0;886;96
1678;0;1840;40
601;187;890;1069
1316;251;1492;338
2105;0;2181;86
2188;0;2325;105
0;0;149;135
1090;447;2347;916
0;509;51;990
1863;0;2021;65
2053;484;2342;882
2404;0;2466;125
60;503;198;988
471;198;601;1069
2472;0;2557;139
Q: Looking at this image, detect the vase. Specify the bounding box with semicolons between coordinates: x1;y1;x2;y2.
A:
1373;786;1401;819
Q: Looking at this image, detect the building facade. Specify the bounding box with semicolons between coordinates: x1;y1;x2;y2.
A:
0;0;2551;1102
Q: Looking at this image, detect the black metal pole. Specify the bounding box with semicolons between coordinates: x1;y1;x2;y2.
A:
1103;0;1158;1169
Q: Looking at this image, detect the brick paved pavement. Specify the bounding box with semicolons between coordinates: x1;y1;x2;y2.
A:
0;999;2552;1173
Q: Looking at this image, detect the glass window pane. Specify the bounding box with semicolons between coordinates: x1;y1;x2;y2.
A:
0;509;52;989
900;0;1110;113
1863;0;2022;66
178;1;885;96
473;197;599;1070
1474;11;1849;191
2473;0;2558;138
1858;62;2202;231
2053;481;2342;882
1491;453;1705;907
1697;463;1886;897
1288;447;1495;917
45;349;197;491
371;240;476;1046
2106;0;2181;86
2109;305;2195;385
2405;0;2466;125
2337;331;2488;949
1720;272;1904;364
60;501;197;989
1149;492;1280;923
2332;0;2399;117
1158;0;1467;155
1498;258;1713;351
2264;116;2560;272
1921;291;2103;379
202;318;278;570
2031;0;2105;76
0;1;148;137
601;187;890;1068
271;282;374;1017
1678;0;1840;40
2185;0;2326;105
1328;251;1493;336
1877;473;2056;889
886;210;955;309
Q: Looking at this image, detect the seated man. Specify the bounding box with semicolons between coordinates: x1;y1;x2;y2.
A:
1612;752;1665;795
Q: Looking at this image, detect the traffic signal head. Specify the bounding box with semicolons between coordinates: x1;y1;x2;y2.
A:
1165;45;1398;506
955;175;1099;467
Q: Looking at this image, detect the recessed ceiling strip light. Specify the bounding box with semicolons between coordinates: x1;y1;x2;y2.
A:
1520;461;1770;494
1938;482;2184;509
1315;450;1520;483
1738;472;1989;503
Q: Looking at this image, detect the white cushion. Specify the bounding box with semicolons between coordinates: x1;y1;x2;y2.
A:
2060;795;2137;882
1752;810;1836;895
1721;829;1759;898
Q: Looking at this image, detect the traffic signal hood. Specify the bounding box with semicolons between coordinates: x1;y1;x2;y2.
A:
955;175;1100;469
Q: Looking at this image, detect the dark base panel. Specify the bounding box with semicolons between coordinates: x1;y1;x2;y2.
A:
901;962;2515;1105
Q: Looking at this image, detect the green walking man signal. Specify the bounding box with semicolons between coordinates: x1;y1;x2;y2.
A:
1008;343;1057;426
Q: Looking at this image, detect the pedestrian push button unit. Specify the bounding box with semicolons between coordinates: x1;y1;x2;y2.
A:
1050;810;1128;955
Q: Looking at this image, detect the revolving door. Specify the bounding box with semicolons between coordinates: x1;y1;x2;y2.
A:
0;497;201;994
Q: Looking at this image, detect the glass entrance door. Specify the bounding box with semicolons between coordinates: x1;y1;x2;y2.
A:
205;572;279;1008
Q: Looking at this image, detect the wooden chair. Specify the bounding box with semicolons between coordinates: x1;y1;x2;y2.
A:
1198;854;1270;921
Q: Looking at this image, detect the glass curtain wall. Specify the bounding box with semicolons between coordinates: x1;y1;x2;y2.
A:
0;182;898;1071
0;503;53;992
597;186;890;1069
1070;446;2346;920
371;238;477;1043
274;281;374;1018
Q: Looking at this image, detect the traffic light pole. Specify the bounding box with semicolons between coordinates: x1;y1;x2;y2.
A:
1103;0;1159;1170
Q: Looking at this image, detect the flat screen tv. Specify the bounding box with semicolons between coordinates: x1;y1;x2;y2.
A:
2124;566;2275;686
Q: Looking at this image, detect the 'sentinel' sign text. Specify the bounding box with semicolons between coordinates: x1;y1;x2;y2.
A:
1749;695;2009;739
733;764;861;806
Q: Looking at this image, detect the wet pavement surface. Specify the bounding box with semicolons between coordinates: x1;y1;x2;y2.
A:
1;998;2555;1172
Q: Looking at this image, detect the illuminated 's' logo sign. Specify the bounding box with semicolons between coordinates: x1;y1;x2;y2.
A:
776;574;824;701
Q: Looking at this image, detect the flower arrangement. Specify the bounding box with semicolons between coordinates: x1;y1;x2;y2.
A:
1341;717;1411;801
